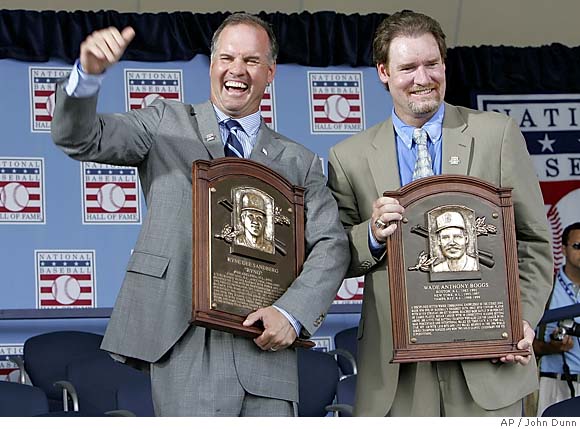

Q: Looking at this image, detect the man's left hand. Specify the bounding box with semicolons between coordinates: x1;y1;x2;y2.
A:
243;306;297;352
493;320;535;365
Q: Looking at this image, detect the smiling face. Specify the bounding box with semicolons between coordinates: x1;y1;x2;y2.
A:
438;227;468;260
241;209;265;238
210;23;275;118
377;33;446;127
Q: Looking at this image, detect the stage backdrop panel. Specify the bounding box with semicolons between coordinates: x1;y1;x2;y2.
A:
0;55;390;345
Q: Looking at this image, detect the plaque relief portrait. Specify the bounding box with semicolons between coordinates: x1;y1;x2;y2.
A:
233;187;275;254
428;206;479;273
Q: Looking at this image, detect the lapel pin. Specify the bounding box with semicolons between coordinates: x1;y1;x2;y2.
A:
262;148;268;156
205;133;215;142
449;156;460;165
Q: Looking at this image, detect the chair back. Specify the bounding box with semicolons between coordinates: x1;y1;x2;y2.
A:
334;327;358;376
24;331;104;410
66;353;154;416
335;374;356;416
297;348;339;416
0;380;49;416
542;396;580;417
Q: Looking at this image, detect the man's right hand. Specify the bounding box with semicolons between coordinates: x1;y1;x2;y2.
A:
80;26;136;75
371;196;404;243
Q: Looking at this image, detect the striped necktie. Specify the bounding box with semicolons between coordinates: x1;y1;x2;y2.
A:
412;128;434;180
224;119;245;158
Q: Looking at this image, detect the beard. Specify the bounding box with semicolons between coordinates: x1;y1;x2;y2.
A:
408;98;441;116
407;85;442;116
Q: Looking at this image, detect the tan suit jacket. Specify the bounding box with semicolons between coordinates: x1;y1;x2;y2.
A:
328;103;553;415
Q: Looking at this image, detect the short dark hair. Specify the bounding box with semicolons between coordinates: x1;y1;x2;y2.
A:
373;10;447;67
210;12;278;63
562;222;580;246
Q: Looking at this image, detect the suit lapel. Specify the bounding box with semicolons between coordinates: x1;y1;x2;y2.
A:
250;123;284;169
368;119;402;195
190;101;225;159
442;103;472;175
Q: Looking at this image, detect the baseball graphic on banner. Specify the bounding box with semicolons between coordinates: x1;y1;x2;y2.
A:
51;275;81;305
336;277;360;300
324;94;350;123
97;183;126;212
45;93;56;118
141;93;163;108
0;182;30;212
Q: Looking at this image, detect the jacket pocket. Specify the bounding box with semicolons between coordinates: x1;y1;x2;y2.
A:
127;251;170;278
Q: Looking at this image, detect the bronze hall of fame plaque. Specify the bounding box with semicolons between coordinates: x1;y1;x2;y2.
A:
384;175;527;363
191;158;313;348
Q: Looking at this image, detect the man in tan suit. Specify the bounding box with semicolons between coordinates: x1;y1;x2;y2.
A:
327;10;553;416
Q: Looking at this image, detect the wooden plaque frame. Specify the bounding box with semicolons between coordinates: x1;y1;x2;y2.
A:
384;175;527;362
191;158;313;348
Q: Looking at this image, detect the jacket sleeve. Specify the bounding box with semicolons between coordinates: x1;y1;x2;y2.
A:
274;152;350;337
50;80;162;166
327;145;382;279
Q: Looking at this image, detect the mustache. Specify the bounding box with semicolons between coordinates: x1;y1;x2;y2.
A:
443;243;462;251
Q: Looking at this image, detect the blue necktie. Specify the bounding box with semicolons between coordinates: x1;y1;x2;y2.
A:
224;119;245;158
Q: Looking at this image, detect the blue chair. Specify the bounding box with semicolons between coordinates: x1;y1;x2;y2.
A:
542;396;580;417
23;331;104;411
0;379;135;417
61;352;154;416
297;348;340;416
333;326;358;376
326;374;356;416
0;380;49;416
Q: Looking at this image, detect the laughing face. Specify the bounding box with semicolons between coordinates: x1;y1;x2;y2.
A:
210;23;276;118
377;33;446;127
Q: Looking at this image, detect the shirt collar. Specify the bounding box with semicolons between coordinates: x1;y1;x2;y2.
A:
212;105;262;137
392;103;445;149
560;266;580;289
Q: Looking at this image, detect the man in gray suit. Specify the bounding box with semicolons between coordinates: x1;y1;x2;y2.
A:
51;13;349;416
327;11;553;416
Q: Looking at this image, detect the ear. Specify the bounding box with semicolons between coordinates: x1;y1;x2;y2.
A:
377;63;389;85
267;62;276;84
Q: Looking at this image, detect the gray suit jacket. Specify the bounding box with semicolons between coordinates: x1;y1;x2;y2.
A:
51;83;349;403
328;103;553;415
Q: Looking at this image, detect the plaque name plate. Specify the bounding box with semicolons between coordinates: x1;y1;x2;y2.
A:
385;175;528;362
192;158;313;348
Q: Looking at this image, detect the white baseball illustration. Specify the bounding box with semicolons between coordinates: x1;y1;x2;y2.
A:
336;277;361;300
549;188;580;270
97;183;126;212
51;275;81;305
0;182;29;212
324;94;350;123
45;92;56;117
141;93;163;108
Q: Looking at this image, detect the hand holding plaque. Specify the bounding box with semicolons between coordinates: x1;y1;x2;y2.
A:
191;158;314;348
